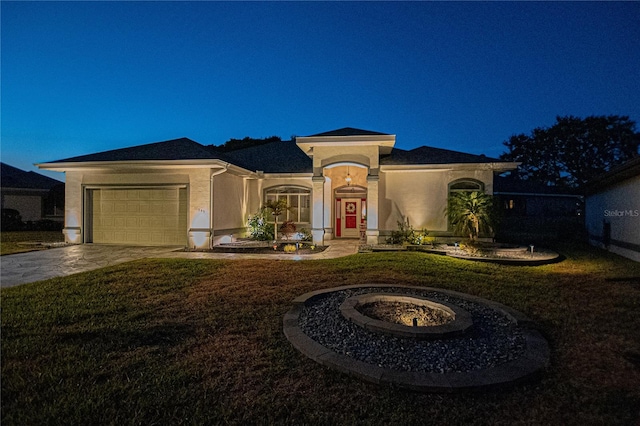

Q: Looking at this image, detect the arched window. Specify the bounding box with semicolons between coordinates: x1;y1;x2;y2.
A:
448;179;484;193
447;179;485;231
265;186;311;224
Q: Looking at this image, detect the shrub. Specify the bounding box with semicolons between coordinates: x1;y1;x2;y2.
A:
247;208;274;241
1;209;23;231
386;218;429;245
298;228;313;242
279;220;296;240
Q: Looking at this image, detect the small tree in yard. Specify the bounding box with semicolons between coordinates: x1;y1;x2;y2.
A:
447;191;495;242
264;199;289;241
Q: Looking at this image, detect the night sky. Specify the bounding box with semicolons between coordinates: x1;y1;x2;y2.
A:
2;1;639;181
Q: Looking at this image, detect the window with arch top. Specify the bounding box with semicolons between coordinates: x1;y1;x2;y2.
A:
447;179;486;230
265;186;311;224
448;178;484;193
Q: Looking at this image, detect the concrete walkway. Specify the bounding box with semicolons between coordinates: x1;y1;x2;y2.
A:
0;240;359;288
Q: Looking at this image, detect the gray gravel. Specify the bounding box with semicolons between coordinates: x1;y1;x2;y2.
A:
298;287;526;373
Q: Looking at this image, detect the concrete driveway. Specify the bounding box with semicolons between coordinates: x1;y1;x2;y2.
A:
0;241;359;288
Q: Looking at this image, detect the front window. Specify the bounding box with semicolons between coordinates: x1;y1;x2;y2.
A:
265;186;311;224
449;179;484;193
447;179;486;231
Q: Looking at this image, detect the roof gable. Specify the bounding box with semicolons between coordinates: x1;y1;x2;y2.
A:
308;127;391;137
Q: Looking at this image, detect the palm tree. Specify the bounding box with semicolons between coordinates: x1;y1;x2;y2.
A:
446;191;495;241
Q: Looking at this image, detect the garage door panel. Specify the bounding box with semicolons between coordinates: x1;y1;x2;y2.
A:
113;217;126;228
92;188;187;245
100;216;115;227
114;201;127;213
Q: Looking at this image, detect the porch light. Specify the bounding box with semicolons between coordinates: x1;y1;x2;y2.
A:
345;166;352;186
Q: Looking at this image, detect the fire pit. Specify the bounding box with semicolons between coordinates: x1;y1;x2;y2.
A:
340;293;472;339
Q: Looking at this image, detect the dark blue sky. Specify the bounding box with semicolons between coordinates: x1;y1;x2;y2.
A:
2;1;639;181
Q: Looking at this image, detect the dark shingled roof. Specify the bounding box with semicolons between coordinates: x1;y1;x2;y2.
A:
1;163;62;189
49;138;233;163
41;132;509;173
585;155;640;195
493;175;581;195
225;140;312;173
308;127;391;137
380;146;501;165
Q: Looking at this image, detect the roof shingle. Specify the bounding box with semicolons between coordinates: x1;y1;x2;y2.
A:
225;140;312;173
49;138;231;163
381;146;500;165
308;127;391;137
1;163;62;189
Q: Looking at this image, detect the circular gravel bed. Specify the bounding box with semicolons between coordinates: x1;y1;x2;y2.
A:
283;284;550;392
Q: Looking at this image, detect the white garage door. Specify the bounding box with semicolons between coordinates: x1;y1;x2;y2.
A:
91;188;187;245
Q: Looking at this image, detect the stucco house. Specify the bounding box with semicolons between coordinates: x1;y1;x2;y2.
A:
37;128;518;248
584;156;640;262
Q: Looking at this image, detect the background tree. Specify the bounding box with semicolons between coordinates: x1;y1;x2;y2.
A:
209;136;282;153
500;115;639;189
446;191;495;242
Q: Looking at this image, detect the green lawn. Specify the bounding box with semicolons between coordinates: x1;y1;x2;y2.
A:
0;231;64;255
2;243;640;425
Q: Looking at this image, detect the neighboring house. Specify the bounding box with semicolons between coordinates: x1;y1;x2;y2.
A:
36;128;518;247
584;156;640;262
493;175;584;241
1;162;64;222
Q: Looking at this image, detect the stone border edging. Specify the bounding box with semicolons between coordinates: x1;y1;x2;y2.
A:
404;245;562;266
283;284;550;392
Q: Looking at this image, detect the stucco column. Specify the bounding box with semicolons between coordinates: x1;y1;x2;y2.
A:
366;174;380;244
312;175;326;245
63;173;83;244
323;176;333;240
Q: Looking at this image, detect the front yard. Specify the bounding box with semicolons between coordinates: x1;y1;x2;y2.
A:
2;244;639;425
0;231;64;255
